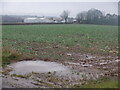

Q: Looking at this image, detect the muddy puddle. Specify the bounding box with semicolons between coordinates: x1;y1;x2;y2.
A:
3;60;92;88
7;60;89;79
8;61;71;75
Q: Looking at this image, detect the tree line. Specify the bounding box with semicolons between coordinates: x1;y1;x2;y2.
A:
2;8;118;25
61;8;118;25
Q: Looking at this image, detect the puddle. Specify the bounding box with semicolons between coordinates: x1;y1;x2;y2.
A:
7;60;90;79
86;55;96;59
8;61;70;75
99;62;108;65
65;62;80;65
81;64;93;67
115;59;120;62
65;62;93;67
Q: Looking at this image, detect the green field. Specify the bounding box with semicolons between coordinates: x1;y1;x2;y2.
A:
2;24;118;88
2;24;118;64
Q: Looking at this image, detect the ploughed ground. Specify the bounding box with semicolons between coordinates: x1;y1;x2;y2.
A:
2;53;119;88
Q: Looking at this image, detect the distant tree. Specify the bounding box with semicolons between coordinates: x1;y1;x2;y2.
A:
105;13;118;25
76;11;87;23
76;8;118;25
60;10;70;23
86;8;103;24
2;15;24;23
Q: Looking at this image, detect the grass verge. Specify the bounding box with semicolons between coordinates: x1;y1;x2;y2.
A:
2;47;24;66
81;78;119;88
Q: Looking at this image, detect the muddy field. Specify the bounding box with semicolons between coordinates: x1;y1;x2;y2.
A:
2;53;119;88
2;24;118;88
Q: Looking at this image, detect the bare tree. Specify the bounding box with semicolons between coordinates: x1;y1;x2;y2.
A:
76;11;87;23
60;10;70;23
87;8;103;24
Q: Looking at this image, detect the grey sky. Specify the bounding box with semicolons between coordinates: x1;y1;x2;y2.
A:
1;2;118;17
1;0;119;2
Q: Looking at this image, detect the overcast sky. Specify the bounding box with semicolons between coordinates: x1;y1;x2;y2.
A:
1;0;119;2
1;0;118;17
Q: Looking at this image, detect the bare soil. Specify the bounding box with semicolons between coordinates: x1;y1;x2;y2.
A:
2;53;119;88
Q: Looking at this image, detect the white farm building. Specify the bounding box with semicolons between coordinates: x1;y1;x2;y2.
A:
24;17;55;23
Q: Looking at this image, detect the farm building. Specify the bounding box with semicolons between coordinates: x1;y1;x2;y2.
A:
67;17;77;23
24;17;55;23
24;17;76;23
52;17;63;23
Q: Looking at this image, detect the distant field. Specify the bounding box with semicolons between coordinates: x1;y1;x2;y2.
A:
2;24;118;63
